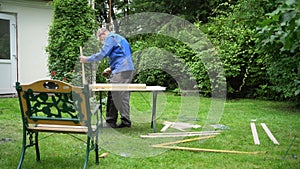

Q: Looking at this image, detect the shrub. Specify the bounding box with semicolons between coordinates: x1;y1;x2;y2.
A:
47;0;97;83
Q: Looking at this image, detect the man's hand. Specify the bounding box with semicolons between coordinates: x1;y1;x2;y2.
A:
79;56;88;63
102;67;112;78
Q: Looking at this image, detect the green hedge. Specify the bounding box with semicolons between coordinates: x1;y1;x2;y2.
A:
47;0;97;83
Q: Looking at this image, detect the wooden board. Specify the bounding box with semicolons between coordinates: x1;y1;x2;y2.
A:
152;135;216;147
27;124;98;134
141;132;220;138
154;145;266;155
261;123;279;145
160;121;201;132
91;83;146;89
250;122;260;145
151;132;266;155
147;131;221;135
99;152;109;158
90;83;166;91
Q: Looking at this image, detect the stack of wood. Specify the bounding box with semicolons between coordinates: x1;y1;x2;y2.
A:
139;121;266;155
160;121;201;132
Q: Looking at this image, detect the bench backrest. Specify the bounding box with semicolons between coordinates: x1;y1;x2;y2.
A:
16;80;91;127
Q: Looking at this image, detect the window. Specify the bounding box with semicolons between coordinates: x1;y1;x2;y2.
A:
0;19;11;60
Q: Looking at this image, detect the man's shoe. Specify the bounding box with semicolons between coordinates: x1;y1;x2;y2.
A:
116;123;131;128
103;122;117;128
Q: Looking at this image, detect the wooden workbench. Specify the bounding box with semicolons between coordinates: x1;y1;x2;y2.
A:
90;83;166;132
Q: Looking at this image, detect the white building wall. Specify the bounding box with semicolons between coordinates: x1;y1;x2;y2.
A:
0;0;53;84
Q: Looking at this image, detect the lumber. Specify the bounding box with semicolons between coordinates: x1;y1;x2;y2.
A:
152;135;215;147
148;131;221;135
154;145;266;155
250;122;260;145
140;132;220;138
162;121;201;131
160;123;171;132
99;152;109;158
260;123;279;145
151;132;266;155
80;46;86;84
91;83;146;89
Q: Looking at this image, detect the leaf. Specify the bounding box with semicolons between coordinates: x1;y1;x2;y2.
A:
295;89;300;96
295;19;300;26
285;0;296;6
281;11;297;24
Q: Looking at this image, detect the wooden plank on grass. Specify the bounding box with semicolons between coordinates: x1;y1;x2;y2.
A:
160;123;172;132
260;123;279;145
161;121;201;131
153;145;266;155
141;132;220;138
152;135;215;147
148;131;221;136
99;152;109;158
250;122;260;145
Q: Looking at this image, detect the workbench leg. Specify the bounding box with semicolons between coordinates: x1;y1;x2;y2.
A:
151;92;158;133
99;91;103;128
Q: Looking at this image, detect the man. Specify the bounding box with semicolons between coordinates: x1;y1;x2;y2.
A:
79;27;134;128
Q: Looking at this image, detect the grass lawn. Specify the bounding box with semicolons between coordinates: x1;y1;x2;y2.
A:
0;92;299;169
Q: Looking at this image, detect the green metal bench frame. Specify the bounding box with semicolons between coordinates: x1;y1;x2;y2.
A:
15;80;101;169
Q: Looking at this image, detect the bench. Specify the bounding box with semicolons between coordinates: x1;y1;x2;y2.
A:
15;79;101;169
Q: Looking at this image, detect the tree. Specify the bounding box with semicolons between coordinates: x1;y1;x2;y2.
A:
200;0;278;98
258;0;300;100
94;0;130;32
129;0;234;23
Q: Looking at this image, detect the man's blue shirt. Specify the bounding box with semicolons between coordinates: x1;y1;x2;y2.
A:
86;33;134;74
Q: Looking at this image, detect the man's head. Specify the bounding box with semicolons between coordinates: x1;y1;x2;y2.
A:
97;28;110;44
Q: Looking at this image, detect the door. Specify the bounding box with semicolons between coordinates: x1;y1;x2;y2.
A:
0;13;17;94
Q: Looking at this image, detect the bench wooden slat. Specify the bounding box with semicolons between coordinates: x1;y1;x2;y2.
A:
27;125;88;133
27;124;99;134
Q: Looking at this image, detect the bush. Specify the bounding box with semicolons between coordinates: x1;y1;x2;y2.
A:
200;0;277;98
258;0;300;100
47;0;97;83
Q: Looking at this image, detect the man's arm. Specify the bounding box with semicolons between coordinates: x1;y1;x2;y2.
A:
80;37;115;63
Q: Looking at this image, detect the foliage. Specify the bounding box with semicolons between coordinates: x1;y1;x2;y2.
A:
200;0;277;98
47;0;97;83
129;34;194;91
129;31;226;96
94;0;130;32
129;0;236;23
46;0;300;100
258;0;300;100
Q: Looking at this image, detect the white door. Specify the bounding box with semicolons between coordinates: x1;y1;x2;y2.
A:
0;13;17;94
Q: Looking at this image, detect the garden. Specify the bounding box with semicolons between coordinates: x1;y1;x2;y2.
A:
0;0;300;168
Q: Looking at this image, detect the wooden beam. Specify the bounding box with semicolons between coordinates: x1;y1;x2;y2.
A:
91;83;146;90
141;132;220;138
152;135;215;147
250;122;260;145
151;132;266;155
80;46;86;84
160;123;171;132
153;145;266;155
99;152;109;158
260;123;279;145
148;131;221;136
161;121;201;131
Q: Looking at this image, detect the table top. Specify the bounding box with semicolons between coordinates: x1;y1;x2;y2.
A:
90;83;166;91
